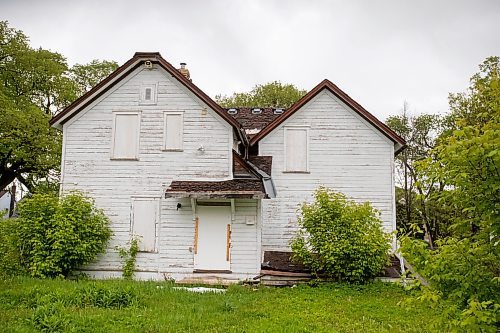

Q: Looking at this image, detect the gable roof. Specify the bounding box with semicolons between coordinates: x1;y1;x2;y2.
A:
49;52;242;133
249;79;406;154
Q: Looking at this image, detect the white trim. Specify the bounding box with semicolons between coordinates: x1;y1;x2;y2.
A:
230;199;235;221
256;199;262;272
110;111;141;160
139;83;158;105
283;126;310;173
228;127;233;178
59;124;67;195
390;144;397;251
162;111;184;151
130;196;160;253
190;198;197;221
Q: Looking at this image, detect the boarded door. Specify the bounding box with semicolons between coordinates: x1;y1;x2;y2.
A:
132;198;158;252
194;206;231;271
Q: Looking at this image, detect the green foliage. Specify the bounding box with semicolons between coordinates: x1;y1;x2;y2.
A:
15;191;111;278
70;59;118;96
402;56;500;332
0;90;62;191
77;283;139;309
386;111;452;242
216;81;306;108
117;238;139;279
0;218;25;277
30;300;70;333
291;187;391;283
0;21;117;191
0;278;441;332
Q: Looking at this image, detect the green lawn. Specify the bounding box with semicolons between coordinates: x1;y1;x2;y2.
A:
0;277;438;332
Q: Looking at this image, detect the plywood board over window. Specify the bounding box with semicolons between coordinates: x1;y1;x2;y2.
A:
284;127;309;172
131;197;159;252
111;111;141;160
163;111;184;151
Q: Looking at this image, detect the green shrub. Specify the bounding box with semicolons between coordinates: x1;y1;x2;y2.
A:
117;237;139;279
0;218;26;277
401;236;500;332
16;191;111;278
291;187;391;283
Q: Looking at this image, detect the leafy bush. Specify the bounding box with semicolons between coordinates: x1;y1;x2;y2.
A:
16;191;111;278
291;187;391;283
0;218;26;277
401;237;500;332
117;237;139;279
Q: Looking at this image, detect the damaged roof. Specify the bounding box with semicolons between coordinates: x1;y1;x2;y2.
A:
248;156;273;175
165;179;266;199
226;107;287;138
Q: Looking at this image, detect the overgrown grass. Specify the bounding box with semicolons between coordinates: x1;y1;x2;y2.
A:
0;277;439;332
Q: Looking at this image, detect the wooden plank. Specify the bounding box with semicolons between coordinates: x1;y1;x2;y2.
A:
193;269;232;274
226;224;231;261
260;270;312;278
194;217;199;254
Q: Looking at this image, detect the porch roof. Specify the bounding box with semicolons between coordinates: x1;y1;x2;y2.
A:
165;179;266;199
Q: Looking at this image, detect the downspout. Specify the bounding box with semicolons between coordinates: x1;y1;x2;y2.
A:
246;161;277;199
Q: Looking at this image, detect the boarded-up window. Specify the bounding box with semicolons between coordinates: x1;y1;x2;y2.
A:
140;83;157;104
131;198;158;252
111;112;140;159
163;112;183;150
284;127;308;172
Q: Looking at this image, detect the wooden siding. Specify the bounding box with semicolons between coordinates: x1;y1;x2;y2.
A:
259;90;396;251
61;66;259;278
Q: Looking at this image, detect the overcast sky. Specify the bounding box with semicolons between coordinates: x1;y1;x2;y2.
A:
2;0;499;120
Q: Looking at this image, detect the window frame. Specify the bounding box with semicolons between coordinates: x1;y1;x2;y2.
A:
139;83;158;105
162;111;184;151
110;110;141;160
283;126;310;173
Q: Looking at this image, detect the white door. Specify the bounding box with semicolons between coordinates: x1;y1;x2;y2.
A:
194;206;231;271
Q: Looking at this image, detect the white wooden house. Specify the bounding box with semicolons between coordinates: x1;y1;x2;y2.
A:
0;189;12;219
50;52;405;282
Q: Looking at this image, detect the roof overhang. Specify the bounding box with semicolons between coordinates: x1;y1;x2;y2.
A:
165;179;267;200
165;191;266;199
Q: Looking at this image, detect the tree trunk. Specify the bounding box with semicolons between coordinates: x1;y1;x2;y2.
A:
0;172;16;192
9;184;16;217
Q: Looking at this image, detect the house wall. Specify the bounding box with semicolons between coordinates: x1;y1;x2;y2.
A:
84;198;260;280
0;192;11;219
61;66;260;279
259;90;396;251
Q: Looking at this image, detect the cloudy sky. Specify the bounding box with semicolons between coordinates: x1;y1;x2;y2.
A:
2;0;499;120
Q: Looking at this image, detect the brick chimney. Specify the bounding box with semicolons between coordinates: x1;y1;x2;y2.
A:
178;62;191;81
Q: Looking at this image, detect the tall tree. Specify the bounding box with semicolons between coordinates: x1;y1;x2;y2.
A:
0;21;117;192
70;59;118;97
386;109;450;244
402;56;500;332
216;81;306;108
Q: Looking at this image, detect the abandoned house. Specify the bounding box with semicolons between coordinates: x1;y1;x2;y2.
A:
50;52;405;283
